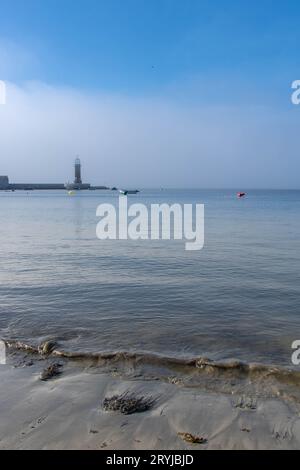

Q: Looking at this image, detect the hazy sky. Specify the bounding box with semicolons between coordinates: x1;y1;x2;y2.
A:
0;0;300;188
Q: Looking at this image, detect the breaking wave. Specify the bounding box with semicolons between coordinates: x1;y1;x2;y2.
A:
4;339;300;403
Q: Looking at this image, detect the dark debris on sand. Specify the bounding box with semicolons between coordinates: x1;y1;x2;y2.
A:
40;362;63;381
178;432;207;444
103;391;155;415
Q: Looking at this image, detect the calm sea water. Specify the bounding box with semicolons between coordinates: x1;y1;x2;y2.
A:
0;189;299;366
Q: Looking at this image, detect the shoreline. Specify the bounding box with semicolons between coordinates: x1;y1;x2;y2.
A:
0;346;300;450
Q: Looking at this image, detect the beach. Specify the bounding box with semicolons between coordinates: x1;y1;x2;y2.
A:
0;343;300;450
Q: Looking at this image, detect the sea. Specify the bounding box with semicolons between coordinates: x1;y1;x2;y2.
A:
0;189;299;374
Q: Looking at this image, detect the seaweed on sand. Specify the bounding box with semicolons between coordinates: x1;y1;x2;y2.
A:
178;432;207;444
102;391;155;415
40;362;62;381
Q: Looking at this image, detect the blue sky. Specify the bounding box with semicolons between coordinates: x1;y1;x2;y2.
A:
1;0;300;97
0;0;299;187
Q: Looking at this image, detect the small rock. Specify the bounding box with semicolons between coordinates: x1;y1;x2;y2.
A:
40;362;62;381
241;428;251;433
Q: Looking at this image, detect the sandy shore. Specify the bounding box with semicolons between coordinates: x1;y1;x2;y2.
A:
0;357;300;450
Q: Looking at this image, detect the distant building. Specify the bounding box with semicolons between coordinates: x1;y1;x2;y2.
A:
0;176;9;189
0;160;108;191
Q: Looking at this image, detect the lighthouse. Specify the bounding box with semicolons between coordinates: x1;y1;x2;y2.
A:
74;157;82;184
65;157;90;190
1;158;108;191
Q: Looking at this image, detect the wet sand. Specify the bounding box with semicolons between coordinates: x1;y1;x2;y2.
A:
0;356;300;450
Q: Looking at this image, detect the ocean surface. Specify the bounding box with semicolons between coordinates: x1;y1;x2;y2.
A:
0;189;299;368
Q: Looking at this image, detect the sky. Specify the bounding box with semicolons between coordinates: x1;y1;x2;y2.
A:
0;0;300;188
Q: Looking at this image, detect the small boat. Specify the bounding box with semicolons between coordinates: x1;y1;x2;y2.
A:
237;192;246;198
119;189;139;195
